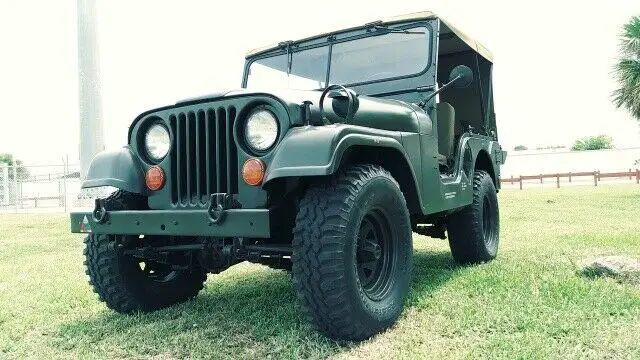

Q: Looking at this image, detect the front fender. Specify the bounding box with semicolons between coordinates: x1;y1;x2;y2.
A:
82;146;147;195
264;124;409;183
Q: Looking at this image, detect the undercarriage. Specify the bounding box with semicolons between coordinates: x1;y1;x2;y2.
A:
121;236;292;273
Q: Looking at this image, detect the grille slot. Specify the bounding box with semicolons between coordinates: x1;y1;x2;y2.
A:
169;106;238;206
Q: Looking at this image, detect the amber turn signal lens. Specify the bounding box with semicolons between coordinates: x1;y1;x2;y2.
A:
145;166;165;191
242;158;265;186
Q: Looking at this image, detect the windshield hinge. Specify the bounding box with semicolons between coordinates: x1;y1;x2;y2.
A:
364;20;384;28
278;40;294;48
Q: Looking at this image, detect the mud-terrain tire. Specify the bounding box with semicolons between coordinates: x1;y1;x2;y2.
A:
292;164;413;341
84;190;207;313
446;170;500;264
100;189;148;211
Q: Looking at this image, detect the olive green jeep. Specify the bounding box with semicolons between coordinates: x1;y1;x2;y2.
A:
71;11;506;340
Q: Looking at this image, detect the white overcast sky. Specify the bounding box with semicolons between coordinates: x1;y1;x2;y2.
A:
1;0;639;165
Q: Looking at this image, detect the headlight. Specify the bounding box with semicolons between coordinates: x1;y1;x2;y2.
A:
144;124;170;161
245;109;278;152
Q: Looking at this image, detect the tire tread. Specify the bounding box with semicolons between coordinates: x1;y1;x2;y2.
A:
292;164;407;340
84;190;206;313
447;170;499;264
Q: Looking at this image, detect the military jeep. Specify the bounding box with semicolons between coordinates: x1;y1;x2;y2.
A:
71;11;506;340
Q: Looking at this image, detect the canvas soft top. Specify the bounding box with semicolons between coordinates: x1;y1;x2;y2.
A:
245;11;493;63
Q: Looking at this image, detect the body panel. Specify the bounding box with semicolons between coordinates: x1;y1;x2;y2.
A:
264;123;427;213
85;89;433;212
82;147;147;195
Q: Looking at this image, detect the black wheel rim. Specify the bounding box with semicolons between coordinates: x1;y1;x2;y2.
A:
356;208;395;301
123;235;178;283
138;261;177;283
482;195;497;248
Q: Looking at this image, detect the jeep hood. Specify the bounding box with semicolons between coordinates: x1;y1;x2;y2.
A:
175;88;423;133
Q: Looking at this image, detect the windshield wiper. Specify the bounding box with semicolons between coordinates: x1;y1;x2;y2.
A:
365;21;425;35
374;25;424;34
279;40;294;75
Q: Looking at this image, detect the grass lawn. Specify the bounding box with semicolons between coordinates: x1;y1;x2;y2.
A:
0;185;639;359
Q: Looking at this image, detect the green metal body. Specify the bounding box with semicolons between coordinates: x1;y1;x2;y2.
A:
70;16;505;238
70;209;269;237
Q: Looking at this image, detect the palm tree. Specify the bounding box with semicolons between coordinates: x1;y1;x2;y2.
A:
612;16;640;121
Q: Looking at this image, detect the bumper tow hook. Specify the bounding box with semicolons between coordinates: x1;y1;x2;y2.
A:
208;193;233;224
92;198;108;224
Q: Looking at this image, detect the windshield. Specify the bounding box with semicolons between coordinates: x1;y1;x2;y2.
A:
246;26;429;90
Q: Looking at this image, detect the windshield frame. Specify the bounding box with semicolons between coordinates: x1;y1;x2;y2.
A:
242;21;433;90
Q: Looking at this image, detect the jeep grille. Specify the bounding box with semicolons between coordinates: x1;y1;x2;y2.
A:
169;106;238;206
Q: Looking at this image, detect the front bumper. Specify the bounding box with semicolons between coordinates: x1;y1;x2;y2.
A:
70;209;271;238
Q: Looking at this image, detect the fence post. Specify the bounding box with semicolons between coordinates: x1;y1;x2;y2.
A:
629;168;632;180
556;173;560;188
636;169;639;184
510;175;514;185
1;164;7;206
540;174;543;184
593;171;598;187
62;156;68;212
519;175;523;190
568;172;572;183
12;160;18;212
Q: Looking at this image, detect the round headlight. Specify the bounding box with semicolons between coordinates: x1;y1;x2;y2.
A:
245;109;278;152
144;124;170;161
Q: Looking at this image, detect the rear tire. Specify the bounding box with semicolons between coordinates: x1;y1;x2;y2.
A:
84;190;207;313
446;170;500;264
292;165;413;341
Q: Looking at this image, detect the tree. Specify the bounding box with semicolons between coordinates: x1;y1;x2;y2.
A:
612;16;640;121
513;145;528;151
0;153;30;180
571;135;614;151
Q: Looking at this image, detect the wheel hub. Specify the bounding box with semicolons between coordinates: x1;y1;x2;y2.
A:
356;209;395;301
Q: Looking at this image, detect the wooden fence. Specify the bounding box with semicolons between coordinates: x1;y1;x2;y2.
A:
500;169;640;190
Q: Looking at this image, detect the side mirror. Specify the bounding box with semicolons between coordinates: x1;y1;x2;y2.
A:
448;65;473;89
420;65;474;104
329;88;359;121
319;85;359;123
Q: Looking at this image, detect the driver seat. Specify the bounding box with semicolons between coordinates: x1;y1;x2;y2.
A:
436;102;455;164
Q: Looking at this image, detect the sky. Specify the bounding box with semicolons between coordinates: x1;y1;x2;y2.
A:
1;0;639;165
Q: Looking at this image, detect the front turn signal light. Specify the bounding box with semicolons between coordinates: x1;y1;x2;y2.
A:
145;166;165;191
242;158;265;186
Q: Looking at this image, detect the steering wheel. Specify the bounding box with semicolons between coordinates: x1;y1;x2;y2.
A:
319;84;356;124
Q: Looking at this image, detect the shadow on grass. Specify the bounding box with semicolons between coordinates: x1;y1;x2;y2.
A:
56;250;459;358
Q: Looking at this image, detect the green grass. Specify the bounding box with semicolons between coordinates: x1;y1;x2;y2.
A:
1;185;639;359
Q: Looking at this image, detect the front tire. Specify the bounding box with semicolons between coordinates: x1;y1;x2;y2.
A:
84;190;207;313
292;165;413;341
84;234;207;313
446;170;500;264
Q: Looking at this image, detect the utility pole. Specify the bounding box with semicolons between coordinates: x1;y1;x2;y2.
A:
77;0;105;179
